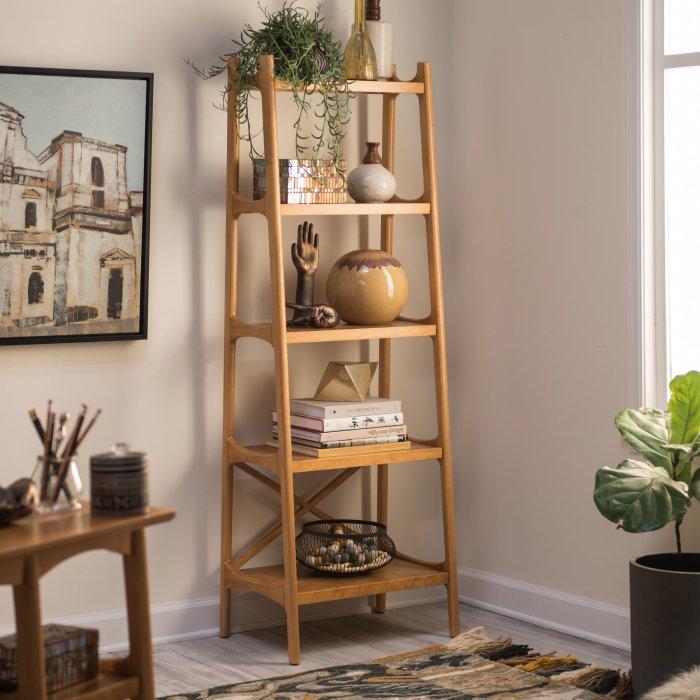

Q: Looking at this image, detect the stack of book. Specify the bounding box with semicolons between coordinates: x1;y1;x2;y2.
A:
268;397;410;457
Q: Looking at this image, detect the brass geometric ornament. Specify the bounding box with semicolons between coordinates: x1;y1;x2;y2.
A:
314;361;378;402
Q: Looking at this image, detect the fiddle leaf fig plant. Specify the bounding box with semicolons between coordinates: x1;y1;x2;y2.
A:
594;370;700;553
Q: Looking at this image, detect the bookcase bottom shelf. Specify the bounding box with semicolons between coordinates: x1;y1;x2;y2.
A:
224;559;449;606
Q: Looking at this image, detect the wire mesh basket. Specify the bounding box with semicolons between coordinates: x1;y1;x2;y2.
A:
296;519;395;576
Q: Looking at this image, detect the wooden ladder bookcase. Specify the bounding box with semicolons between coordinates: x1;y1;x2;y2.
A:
220;55;459;664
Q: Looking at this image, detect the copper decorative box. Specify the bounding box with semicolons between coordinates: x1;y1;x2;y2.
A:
253;159;347;204
0;624;98;693
90;443;148;517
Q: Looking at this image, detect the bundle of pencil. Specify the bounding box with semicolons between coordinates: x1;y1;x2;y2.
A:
28;401;101;504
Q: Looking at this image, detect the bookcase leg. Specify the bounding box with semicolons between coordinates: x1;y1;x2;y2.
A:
418;60;460;639
280;474;301;664
372;463;389;614
220;461;233;637
285;600;301;665
257;55;301;665
439;455;460;637
221;57;240;640
374;91;396;615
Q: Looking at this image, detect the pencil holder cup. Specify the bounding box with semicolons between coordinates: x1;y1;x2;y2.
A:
30;457;83;514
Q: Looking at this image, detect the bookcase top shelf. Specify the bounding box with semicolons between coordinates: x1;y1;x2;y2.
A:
232;201;431;217
252;78;425;95
279;202;430;216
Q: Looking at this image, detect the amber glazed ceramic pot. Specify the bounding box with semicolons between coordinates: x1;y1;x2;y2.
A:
326;250;408;325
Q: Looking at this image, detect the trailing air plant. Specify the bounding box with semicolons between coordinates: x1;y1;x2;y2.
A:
187;2;352;174
594;370;700;554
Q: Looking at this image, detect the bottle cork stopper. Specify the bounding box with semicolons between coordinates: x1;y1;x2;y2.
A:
366;0;381;22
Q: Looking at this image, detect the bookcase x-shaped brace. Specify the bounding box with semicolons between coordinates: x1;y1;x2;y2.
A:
219;55;459;664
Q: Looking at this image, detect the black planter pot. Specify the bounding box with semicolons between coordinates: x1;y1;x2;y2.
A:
630;553;700;695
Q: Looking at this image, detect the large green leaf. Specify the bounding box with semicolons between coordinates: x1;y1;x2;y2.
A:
691;469;700;501
594;460;690;533
615;408;672;474
668;371;700;445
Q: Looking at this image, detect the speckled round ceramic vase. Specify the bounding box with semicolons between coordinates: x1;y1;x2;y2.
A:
347;142;396;203
326;249;408;325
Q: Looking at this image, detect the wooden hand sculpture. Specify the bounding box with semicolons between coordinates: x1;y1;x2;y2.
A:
291;221;319;321
288;221;340;328
286;303;340;328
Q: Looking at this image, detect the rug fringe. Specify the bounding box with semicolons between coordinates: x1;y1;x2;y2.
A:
482;643;532;661
537;662;589;677
519;654;580;672
612;670;633;699
447;627;517;658
587;669;621;695
500;653;543;666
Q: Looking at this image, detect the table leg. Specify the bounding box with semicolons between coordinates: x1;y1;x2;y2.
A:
13;555;46;700
123;529;155;700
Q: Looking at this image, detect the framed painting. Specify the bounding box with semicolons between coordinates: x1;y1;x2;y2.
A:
0;66;152;345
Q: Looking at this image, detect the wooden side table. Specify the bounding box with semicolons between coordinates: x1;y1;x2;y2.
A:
0;504;175;700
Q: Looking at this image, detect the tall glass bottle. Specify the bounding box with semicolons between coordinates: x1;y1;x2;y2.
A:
344;0;378;80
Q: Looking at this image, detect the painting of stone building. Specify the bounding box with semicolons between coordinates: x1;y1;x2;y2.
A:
0;68;151;344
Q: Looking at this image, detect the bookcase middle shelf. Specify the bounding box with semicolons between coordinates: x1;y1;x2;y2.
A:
227;438;442;475
230;318;437;344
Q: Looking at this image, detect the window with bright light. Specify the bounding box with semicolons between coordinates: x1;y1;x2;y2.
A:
661;1;700;379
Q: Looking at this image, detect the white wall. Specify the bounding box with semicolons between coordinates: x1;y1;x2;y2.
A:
446;0;700;648
0;0;453;647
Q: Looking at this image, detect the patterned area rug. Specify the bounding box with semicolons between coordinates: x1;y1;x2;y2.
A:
159;627;631;699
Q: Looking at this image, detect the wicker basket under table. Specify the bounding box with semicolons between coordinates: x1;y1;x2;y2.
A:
0;624;98;693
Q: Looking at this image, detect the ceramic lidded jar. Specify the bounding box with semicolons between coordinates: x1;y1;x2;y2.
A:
347;142;396;203
326;249;408;325
90;443;149;517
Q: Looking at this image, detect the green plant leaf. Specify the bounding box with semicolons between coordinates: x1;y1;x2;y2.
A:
187;2;351;175
594;460;691;533
660;442;700;483
691;469;700;501
662;443;695;453
668;371;700;445
677;459;695;486
615;408;672;474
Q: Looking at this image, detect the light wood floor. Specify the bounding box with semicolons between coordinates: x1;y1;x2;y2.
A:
150;601;630;697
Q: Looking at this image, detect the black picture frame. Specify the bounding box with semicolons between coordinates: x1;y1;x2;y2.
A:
0;65;153;346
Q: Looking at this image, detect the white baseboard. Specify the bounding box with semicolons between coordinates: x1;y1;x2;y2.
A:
0;568;630;654
0;587;446;653
457;566;630;651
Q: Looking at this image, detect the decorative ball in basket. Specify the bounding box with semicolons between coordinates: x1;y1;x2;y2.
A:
296;520;395;576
